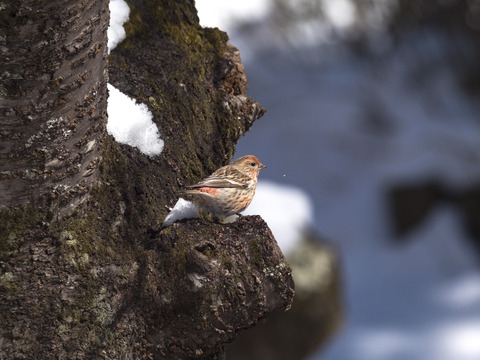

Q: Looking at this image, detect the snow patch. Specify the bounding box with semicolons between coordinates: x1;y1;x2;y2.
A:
107;84;164;157
162;198;199;227
108;0;130;53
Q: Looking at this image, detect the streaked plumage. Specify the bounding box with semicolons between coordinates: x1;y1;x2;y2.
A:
183;155;266;218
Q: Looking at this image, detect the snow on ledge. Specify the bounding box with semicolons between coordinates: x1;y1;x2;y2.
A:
162;198;199;227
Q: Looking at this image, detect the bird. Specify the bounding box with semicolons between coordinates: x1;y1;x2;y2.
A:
182;155;266;218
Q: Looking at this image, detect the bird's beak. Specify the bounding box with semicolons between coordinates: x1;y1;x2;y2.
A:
259;163;266;170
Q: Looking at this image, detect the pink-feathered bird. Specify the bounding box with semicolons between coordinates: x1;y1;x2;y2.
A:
183;155;266;218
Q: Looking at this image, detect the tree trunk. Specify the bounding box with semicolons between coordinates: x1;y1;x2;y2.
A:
0;0;108;214
0;1;294;359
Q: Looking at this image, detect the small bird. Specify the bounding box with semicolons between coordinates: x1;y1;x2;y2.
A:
183;155;266;218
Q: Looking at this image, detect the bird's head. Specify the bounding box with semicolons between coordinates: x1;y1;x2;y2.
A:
234;155;266;179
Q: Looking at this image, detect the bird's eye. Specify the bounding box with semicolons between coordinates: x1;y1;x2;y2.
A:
250;162;256;167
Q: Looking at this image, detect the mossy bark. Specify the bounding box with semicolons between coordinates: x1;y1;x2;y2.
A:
0;0;292;359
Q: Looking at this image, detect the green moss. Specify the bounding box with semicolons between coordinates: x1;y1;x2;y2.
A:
162;237;189;278
122;0;227;60
0;205;43;260
248;238;264;265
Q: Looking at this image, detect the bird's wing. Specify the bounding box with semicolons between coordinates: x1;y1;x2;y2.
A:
188;168;250;189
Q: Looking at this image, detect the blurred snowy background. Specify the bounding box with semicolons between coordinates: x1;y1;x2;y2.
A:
194;1;480;359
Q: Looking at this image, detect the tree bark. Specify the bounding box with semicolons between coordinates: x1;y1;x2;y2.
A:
0;1;293;359
0;0;108;214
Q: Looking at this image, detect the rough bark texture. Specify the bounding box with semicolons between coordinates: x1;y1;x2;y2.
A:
0;0;108;213
226;234;341;360
0;0;293;359
138;216;293;359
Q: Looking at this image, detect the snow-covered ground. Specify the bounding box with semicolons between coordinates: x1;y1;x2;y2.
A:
195;1;480;360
